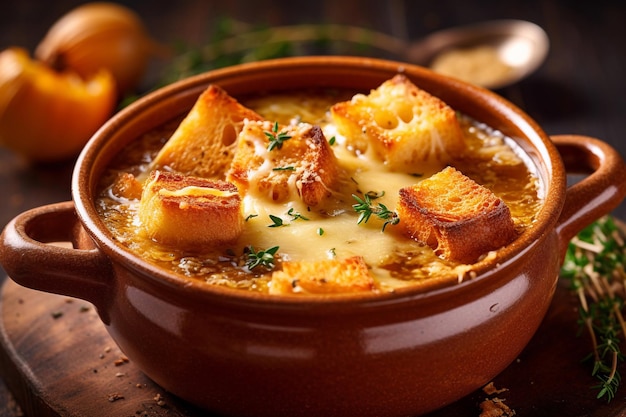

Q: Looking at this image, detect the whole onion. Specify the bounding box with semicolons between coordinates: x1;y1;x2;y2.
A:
35;2;160;95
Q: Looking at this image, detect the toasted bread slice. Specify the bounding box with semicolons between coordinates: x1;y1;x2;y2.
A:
139;170;243;250
226;120;338;206
397;166;517;263
269;256;375;295
331;74;465;172
151;84;263;179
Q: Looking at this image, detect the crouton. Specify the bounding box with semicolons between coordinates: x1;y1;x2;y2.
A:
139;170;243;250
151;84;263;179
269;256;375;295
226;120;338;206
397;166;517;263
331;74;465;172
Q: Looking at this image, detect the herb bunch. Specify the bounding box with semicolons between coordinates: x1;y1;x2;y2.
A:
156;18;406;87
561;216;626;401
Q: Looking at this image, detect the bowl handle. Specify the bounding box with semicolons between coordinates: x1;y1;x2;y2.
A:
0;201;112;311
553;135;626;257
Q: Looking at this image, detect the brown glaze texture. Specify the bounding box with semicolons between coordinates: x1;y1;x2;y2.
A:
1;57;625;417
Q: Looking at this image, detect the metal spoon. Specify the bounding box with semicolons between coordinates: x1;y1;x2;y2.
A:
406;20;550;89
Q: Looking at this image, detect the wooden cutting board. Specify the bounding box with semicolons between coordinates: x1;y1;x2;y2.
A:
0;277;207;417
1;274;626;417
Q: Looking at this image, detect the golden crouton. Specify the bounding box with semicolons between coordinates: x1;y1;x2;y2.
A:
226;120;338;206
151;84;263;178
397;166;517;263
331;74;465;172
139;170;243;250
269;256;376;295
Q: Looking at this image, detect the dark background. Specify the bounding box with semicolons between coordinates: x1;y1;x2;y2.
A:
1;1;625;416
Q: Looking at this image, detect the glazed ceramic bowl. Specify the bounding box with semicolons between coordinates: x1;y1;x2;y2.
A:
1;56;625;417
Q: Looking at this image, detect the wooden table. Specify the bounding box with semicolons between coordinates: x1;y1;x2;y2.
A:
1;1;626;416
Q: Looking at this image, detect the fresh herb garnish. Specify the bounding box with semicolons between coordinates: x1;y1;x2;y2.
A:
328;136;336;146
273;166;296;171
245;214;258;221
351;192;399;231
265;121;292;151
268;209;309;227
287;208;309;221
268;215;286;227
317;227;324;236
246;245;280;270
561;216;626;402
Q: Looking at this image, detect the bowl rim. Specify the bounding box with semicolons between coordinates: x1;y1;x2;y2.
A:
72;55;566;307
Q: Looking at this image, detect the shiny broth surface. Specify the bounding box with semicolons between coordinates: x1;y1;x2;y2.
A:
96;89;543;294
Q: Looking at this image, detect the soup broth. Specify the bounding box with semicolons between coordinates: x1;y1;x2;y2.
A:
96;88;543;294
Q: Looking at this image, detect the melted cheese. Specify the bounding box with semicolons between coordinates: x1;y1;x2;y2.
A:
158;186;239;198
232;126;429;278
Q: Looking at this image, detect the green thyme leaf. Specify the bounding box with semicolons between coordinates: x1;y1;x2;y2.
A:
265;121;292;151
351;192;399;231
287;208;309;221
246;245;280;270
560;216;626;402
268;215;287;227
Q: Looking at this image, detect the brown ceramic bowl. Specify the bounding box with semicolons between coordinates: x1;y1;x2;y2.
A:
1;56;625;417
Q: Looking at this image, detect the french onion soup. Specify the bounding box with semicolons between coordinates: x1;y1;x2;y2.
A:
96;75;543;295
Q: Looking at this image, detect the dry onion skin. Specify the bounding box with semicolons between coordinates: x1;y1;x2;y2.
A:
35;2;160;95
0;47;117;162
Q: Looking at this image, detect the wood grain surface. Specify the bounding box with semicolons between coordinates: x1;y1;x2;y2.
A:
0;277;208;417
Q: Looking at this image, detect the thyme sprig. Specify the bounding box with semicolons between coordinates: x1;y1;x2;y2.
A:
351;191;399;231
561;216;626;401
265;122;292;151
268;209;309;227
245;245;280;270
287;208;309;221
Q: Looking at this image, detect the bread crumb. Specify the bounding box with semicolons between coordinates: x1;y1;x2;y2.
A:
483;381;508;395
154;393;167;407
479;382;515;417
114;356;129;366
479;397;515;417
107;393;125;402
